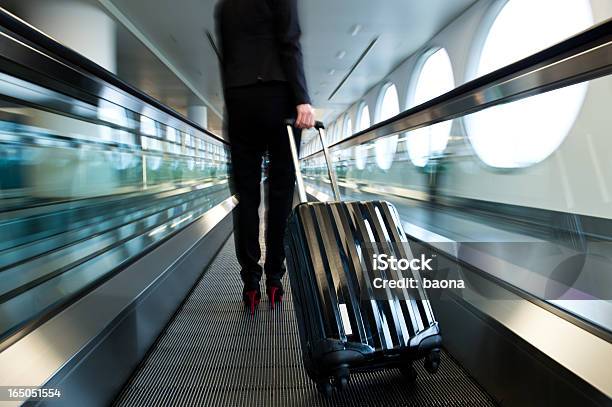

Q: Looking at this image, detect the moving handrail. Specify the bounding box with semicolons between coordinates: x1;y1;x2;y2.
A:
300;18;612;159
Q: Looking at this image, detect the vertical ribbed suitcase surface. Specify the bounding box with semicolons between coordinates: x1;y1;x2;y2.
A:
284;199;442;395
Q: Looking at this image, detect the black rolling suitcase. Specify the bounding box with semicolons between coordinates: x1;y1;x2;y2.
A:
284;120;442;396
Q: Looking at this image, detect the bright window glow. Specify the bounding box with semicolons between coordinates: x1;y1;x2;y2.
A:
184;133;194;149
354;103;370;170
407;48;455;167
142;137;162;170
344;116;352;140
325;125;332;145
375;84;400;170
339;116;353;161
142;136;163;152
377;84;400;122
358;104;370;132
466;0;592;168
166;127;179;143
98;101;128;128
140;116;157;136
327;124;335;145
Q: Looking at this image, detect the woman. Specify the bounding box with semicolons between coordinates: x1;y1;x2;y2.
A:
215;0;315;312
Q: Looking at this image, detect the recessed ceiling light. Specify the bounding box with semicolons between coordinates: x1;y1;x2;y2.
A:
350;25;362;36
336;51;346;60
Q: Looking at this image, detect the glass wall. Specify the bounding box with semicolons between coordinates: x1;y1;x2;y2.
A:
0;88;229;210
0;70;231;342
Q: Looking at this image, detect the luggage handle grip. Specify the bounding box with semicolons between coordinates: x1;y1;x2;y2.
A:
285;119;341;203
284;119;325;130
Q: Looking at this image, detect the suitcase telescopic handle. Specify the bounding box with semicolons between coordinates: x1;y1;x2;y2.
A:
285;119;325;130
285;119;342;203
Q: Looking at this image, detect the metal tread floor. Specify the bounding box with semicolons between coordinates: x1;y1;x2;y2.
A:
114;236;497;406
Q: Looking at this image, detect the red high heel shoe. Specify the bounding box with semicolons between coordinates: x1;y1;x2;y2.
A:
267;286;283;309
243;290;261;315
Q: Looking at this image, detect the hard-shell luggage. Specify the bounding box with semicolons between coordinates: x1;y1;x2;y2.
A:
283;120;442;396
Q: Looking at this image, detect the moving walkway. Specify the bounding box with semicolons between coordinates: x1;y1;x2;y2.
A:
0;9;610;407
114;237;495;407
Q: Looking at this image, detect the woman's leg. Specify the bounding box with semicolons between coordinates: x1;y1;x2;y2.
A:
226;87;266;292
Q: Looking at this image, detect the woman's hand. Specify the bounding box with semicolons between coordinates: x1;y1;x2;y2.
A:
295;104;315;129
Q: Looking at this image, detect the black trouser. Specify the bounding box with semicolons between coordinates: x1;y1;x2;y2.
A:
225;81;300;290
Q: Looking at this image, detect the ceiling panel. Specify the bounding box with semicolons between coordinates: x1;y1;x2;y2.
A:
107;0;477;124
2;0;477;128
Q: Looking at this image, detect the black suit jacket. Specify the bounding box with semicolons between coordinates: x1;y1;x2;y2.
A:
215;0;311;105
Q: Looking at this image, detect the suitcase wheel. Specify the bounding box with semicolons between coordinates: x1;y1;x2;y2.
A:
399;365;418;382
424;349;441;374
316;380;333;397
332;374;349;392
332;365;350;392
315;366;350;396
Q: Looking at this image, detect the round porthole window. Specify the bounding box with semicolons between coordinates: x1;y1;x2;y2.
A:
343;115;352;142
354;103;370;170
407;48;455;167
465;0;593;168
374;83;400;170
